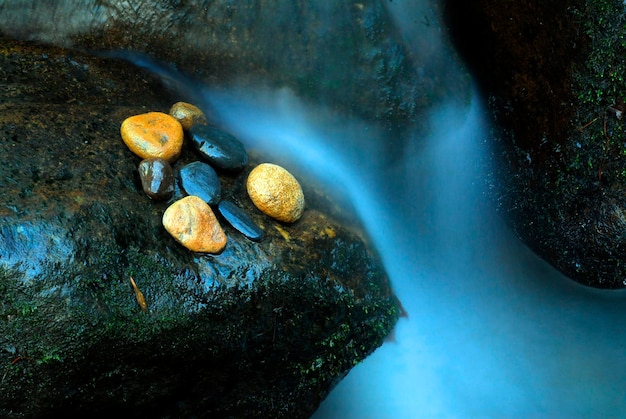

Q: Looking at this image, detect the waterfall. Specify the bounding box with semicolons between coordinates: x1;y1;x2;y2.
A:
189;4;626;418
113;1;626;416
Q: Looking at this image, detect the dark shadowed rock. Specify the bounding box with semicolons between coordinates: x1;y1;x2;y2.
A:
0;38;399;418
0;0;469;127
445;0;626;288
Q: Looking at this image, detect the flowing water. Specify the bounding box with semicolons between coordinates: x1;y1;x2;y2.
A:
125;1;626;416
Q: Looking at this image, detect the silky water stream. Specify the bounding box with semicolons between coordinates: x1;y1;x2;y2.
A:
128;2;626;417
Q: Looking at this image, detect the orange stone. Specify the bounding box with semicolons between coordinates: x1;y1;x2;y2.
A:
162;196;227;253
246;163;305;223
120;112;184;162
169;102;207;130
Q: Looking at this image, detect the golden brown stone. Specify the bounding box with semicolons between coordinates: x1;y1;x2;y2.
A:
162;195;227;253
246;163;305;223
169;102;207;130
120;112;184;162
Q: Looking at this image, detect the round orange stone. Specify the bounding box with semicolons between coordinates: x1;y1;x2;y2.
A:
246;163;305;223
169;102;207;130
120;112;184;162
162;196;227;253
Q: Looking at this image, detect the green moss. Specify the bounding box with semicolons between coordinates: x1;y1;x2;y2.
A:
569;0;626;184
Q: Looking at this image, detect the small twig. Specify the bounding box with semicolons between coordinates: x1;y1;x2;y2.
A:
129;276;148;313
2;356;29;383
579;117;599;131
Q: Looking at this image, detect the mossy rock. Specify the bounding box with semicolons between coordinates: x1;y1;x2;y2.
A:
446;0;626;288
0;37;399;418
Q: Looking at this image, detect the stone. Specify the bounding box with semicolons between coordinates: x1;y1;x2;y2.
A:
246;163;305;223
0;33;399;419
169;101;207;130
217;199;265;242
138;158;174;200
178;161;221;205
162;195;227;253
445;1;626;288
120;112;184;162
0;1;438;127
188;124;248;171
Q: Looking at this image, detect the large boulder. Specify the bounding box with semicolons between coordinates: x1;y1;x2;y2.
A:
0;0;462;127
0;37;399;417
445;0;626;288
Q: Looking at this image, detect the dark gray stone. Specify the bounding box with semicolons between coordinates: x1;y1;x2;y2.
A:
217;199;265;242
189;124;248;171
178;161;221;205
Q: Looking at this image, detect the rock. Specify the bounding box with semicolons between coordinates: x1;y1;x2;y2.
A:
120;112;184;162
0;36;399;419
247;163;305;223
445;0;626;288
138;158;175;200
169;101;207;130
162;195;227;253
0;1;459;128
178;161;221;205
217;199;265;242
188;124;248;171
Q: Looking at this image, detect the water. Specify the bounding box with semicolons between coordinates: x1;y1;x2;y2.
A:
122;1;626;416
185;5;626;418
181;80;626;417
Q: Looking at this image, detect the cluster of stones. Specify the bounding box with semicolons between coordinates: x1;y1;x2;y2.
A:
120;102;306;253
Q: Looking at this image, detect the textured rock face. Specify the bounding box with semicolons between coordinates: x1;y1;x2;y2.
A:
0;0;465;127
0;38;399;417
445;0;626;289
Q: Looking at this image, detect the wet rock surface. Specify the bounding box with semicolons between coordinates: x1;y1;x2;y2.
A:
0;38;399;418
445;0;626;288
0;0;470;128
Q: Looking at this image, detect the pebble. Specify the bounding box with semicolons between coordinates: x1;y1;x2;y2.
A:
162;195;227;253
217;200;265;242
138;158;174;200
169;102;207;130
246;163;305;223
178;161;221;205
120;112;184;162
188;124;248;171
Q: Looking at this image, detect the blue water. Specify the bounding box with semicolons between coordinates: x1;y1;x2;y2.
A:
187;3;626;416
123;0;626;415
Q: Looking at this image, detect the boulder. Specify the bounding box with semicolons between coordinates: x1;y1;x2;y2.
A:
445;0;626;288
0;38;399;417
0;0;468;127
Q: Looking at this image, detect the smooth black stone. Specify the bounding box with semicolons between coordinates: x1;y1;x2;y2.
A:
188;124;247;171
138;158;174;200
217;200;265;242
178;161;221;205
